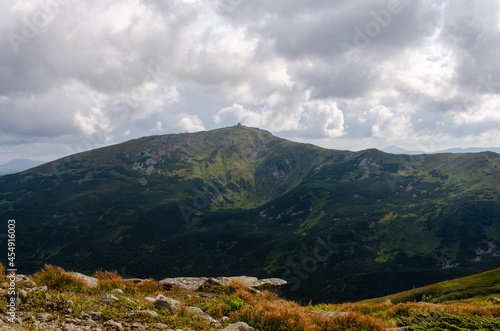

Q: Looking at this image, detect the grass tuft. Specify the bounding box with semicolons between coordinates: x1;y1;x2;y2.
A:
31;264;86;291
94;270;124;290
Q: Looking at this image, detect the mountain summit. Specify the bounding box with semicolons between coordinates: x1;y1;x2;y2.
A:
1;126;499;302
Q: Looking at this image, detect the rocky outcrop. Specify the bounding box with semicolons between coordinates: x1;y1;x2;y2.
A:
160;276;287;292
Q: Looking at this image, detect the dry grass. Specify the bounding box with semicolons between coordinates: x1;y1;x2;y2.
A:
6;265;500;330
0;261;4;277
94;270;125;290
231;281;390;330
30;264;86;290
124;278;162;295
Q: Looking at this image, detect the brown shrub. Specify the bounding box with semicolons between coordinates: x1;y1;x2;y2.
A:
94;270;124;289
31;264;86;290
124;278;161;294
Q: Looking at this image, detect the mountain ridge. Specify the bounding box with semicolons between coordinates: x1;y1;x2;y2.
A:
1;125;499;303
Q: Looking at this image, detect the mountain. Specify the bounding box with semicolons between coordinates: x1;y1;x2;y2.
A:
382;145;500;155
382;145;425;155
361;267;500;304
1;125;500;303
0;158;44;175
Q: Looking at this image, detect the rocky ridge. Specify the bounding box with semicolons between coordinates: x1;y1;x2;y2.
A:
0;272;282;331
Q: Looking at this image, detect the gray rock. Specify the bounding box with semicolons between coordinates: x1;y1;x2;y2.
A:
309;310;349;318
15;274;37;287
104;319;123;330
100;294;119;305
111;288;124;295
185;306;220;327
132;309;159;317
89;311;102;319
35;313;52;322
144;296;156;303
68;272;98;288
159;277;208;291
61;323;80;331
154;294;181;310
130;322;147;330
159;275;287;292
65;299;74;306
124;297;137;305
221;322;255;331
16;289;28;302
254;278;287;291
152;322;169;329
208;276;286;292
34;285;48;292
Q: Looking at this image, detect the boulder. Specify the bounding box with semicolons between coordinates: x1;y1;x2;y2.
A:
68;272;98;288
100;294;118;305
159;277;208;291
154;294;181;310
221;322;255;331
159;276;287;292
111;288;123;295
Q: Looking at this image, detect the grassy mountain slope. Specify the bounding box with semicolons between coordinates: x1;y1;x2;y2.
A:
1;125;499;303
361;267;500;304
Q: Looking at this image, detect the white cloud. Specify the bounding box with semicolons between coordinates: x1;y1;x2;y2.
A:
178;114;206;132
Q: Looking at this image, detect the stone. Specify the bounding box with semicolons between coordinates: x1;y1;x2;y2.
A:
185;306;221;327
124;297;137;304
159;275;287;293
100;294;119;305
15;274;37;287
61;323;80;331
65;299;74;306
111;288;124;295
104;319;123;330
254;278;287;291
68;272;98;288
133;310;159;317
144;296;156;303
154;294;181;310
159;277;208;291
35;313;52;322
89;311;102;319
221;322;255;331
16;289;28;302
34;285;48;292
309;311;349;318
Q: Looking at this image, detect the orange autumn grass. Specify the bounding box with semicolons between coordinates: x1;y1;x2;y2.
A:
231;280;391;331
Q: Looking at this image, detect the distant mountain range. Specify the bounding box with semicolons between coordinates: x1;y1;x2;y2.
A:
1;126;499;303
382;145;500;155
0;158;44;175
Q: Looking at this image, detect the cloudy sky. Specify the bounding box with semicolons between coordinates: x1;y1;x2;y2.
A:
1;0;500;163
